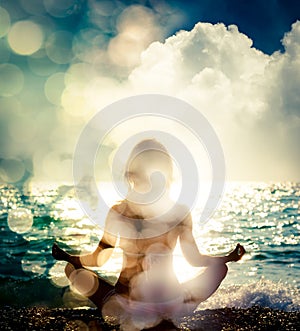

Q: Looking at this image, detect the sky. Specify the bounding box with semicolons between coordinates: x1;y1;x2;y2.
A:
0;0;300;186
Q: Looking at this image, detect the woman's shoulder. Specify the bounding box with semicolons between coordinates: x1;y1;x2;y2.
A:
165;203;191;226
172;202;190;216
111;200;127;213
110;200;190;221
110;200;136;218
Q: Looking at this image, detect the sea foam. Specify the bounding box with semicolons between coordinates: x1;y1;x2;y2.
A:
197;278;300;312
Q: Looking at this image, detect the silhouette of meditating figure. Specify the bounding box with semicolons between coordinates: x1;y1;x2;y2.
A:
52;139;245;329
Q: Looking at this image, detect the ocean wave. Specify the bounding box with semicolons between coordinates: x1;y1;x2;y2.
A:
197;279;300;312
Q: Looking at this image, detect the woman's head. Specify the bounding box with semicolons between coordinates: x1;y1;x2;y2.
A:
125;139;173;195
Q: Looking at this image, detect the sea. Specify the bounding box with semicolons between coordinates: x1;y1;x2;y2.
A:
0;182;299;311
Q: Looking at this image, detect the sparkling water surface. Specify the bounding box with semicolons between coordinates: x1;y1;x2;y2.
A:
0;182;299;310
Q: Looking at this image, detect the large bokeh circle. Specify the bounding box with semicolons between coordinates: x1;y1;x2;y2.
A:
73;94;225;238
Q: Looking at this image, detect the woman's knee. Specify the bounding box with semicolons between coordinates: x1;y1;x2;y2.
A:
206;262;228;284
220;263;228;278
214;262;228;281
65;264;100;297
65;262;75;278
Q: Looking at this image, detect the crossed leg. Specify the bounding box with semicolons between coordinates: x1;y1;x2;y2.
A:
64;263;115;310
64;261;227;314
63;262;227;330
178;262;228;315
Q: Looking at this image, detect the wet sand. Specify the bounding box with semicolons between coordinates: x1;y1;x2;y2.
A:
0;306;299;330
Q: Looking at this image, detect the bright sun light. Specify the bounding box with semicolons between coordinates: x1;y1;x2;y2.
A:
172;240;205;283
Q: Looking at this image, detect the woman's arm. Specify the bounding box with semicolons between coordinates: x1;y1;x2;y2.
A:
179;212;245;267
52;209;118;268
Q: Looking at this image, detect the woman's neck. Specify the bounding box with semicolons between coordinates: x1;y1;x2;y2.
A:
125;192;175;219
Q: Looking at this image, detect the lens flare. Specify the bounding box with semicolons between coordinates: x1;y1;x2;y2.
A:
8;20;44;55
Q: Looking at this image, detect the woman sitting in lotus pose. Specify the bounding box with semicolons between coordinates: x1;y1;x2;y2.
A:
52;139;245;328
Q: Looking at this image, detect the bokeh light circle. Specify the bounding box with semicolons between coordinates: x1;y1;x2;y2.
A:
49;261;70;287
73;94;225;239
20;0;46;15
45;30;73;64
0;63;24;97
0;158;26;183
21;251;47;275
0;38;11;63
44;72;66;105
0;6;10;37
43;0;80;18
69;269;99;297
7;208;33;234
8;20;44;55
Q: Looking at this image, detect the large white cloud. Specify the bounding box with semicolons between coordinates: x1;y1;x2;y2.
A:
24;16;300;183
125;21;300;180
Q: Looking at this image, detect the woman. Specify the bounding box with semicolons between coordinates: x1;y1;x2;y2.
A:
52;139;245;328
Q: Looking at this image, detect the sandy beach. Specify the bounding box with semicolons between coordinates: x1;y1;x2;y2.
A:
1;306;299;331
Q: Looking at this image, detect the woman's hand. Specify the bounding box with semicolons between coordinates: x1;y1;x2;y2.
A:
52;242;70;261
226;243;246;262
